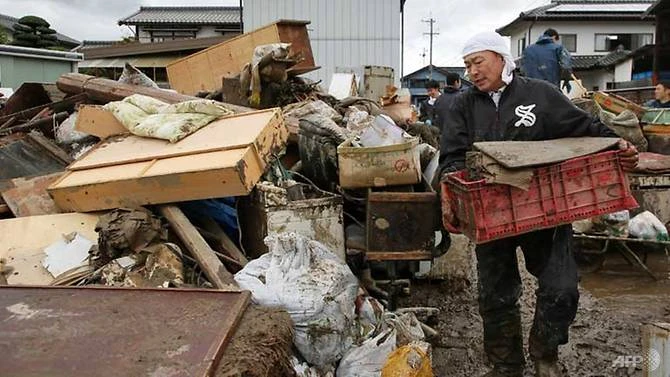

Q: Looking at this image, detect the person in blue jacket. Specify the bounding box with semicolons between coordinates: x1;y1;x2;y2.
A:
521;29;572;92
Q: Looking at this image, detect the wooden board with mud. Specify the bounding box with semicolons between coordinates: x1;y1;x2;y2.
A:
68;108;286;171
1;286;250;377
473;137;620;169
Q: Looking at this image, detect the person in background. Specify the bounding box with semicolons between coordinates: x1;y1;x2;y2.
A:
439;31;638;377
644;81;670;108
521;28;573;92
419;80;441;125
434;72;463;133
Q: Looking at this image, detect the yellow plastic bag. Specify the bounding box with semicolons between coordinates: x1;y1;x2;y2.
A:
381;342;433;377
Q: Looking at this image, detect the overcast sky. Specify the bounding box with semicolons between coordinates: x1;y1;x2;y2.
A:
0;0;551;72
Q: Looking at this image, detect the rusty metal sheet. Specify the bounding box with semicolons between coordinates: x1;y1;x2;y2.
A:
0;286;249;377
366;191;437;253
1;172;62;217
0;133;66;180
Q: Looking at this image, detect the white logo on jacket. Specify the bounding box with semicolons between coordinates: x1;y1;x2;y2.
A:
514;104;537;127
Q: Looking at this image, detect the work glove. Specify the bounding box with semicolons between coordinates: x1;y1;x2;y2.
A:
562;81;572;93
618;139;639;172
439;175;461;234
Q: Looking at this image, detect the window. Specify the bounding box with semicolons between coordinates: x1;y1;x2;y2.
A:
561;34;577;53
518;37;527;56
595;33;654;52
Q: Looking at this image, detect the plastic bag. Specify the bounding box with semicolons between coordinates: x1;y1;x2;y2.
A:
117;62;159;88
55;112;90;144
381;341;434;377
293;357;335;377
628;211;669;241
336;329;397;377
344;106;374;135
358;114;409;147
592;210;630;237
234;233;359;368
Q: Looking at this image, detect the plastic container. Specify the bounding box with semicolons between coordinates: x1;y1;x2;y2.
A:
441;150;638;244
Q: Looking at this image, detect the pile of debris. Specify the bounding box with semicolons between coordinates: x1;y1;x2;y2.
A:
0;21;443;377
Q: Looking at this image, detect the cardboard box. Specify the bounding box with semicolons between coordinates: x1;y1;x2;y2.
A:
337;137;421;188
167;20;317;95
49;109;287;212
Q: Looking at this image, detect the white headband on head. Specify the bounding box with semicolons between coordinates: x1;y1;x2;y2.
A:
462;31;516;86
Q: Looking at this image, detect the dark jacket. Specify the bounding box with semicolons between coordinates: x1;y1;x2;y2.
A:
434;87;462;133
419;97;438;124
521;35;572;87
439;75;616;174
644;99;670;109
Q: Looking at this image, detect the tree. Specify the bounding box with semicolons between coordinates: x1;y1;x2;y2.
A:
0;29;9;45
10;15;60;49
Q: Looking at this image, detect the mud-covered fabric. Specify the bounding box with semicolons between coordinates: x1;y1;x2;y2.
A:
104;95;234;143
475;224;578;373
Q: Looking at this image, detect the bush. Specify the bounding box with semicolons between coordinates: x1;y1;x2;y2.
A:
12;23;34;33
36;26;57;35
41;34;57;41
36;39;57;48
17;15;50;28
13;32;40;43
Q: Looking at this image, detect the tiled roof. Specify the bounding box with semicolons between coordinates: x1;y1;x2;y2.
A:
571;49;632;70
498;0;654;35
0;13;80;46
119;6;241;26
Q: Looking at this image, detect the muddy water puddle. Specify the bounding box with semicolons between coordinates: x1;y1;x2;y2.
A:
580;250;670;316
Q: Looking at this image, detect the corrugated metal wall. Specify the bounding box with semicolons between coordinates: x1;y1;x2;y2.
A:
244;0;401;87
0;55;76;90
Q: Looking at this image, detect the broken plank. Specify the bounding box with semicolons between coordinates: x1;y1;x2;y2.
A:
1;173;63;217
0;93;87;126
49;147;263;212
75;105;128;139
0;112;69;137
200;216;248;266
27;131;73;164
159;205;237;290
0;212;99;285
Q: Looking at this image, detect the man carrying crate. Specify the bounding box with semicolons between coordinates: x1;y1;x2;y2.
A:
438;31;639;377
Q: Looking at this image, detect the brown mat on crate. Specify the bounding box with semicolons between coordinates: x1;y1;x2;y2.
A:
635;152;670;174
473;137;620;169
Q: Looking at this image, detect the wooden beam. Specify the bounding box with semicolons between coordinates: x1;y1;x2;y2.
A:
0;112;69;137
200;216;248;266
159;205;238;290
57;73;253;113
27;131;73;164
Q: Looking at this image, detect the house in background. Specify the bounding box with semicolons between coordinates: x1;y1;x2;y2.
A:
243;0;402;87
80;7;243;87
646;0;670;82
401;65;471;106
0;13;80;50
498;0;656;90
118;6;241;43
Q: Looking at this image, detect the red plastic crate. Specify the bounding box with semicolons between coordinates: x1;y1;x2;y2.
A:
441;150;638;244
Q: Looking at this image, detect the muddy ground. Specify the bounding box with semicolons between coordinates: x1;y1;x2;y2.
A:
399;236;670;377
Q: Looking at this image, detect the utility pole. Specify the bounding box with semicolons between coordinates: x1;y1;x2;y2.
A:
422;17;439;79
